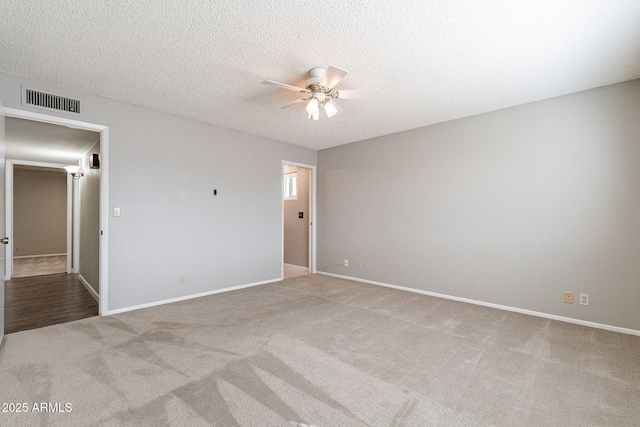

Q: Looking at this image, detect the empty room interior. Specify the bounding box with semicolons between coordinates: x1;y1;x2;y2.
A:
0;1;639;426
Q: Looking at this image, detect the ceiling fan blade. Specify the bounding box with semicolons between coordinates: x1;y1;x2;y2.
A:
262;80;309;93
278;98;307;109
328;99;342;112
336;89;380;100
319;66;348;89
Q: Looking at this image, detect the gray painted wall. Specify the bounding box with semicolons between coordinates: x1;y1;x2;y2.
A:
14;167;67;257
318;79;640;331
80;141;100;294
0;72;317;311
284;166;309;267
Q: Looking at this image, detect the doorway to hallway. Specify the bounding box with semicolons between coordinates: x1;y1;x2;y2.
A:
1;107;109;336
282;162;316;279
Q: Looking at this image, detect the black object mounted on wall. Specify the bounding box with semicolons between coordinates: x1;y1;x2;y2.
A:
90;153;100;169
298;212;304;219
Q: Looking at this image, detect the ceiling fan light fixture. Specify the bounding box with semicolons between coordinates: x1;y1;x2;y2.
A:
323;101;338;118
306;98;319;116
263;65;378;121
306;98;320;119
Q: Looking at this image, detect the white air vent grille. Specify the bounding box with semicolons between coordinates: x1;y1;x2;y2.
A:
24;89;80;114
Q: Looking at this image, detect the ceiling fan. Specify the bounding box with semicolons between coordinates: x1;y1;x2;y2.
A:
262;66;379;120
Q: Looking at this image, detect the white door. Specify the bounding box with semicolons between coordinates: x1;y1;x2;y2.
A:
0;98;6;344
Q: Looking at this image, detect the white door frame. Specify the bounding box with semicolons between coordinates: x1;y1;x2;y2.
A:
5;160;75;278
282;161;317;278
3;107;109;316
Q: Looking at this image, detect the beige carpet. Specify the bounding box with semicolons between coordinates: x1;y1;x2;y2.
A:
0;274;638;426
12;255;67;278
283;264;309;279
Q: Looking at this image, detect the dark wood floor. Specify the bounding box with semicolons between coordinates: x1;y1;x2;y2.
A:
4;273;98;334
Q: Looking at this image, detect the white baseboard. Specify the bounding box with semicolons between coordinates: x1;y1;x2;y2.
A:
318;271;640;337
13;253;66;260
78;274;99;302
106;277;282;316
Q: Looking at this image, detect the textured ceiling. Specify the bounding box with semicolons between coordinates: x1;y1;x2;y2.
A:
1;1;640;150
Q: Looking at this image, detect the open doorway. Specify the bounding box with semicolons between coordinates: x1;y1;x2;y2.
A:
3;113;107;333
283;162;316;279
10;164;70;278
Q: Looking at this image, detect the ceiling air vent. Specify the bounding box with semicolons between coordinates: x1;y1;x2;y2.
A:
22;87;81;114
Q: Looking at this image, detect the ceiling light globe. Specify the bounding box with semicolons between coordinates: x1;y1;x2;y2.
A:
64;165;80;174
324;101;338;118
306;98;319;115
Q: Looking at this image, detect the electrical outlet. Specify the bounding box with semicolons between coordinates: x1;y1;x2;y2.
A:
357;262;362;270
179;275;187;284
580;294;589;306
564;291;574;304
344;259;348;267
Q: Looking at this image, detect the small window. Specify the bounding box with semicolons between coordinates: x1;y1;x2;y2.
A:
284;172;297;200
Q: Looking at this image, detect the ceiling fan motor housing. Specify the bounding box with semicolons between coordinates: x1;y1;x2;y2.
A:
306;67;325;87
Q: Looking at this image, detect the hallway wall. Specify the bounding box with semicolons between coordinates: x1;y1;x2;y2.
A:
80;141;101;295
14;167;66;257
